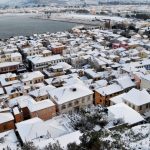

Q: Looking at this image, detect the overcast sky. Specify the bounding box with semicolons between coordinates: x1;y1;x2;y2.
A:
0;0;24;4
0;0;27;4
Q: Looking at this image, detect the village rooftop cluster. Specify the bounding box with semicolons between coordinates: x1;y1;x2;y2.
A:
0;13;150;149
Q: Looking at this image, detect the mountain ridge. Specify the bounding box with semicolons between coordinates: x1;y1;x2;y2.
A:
0;0;149;7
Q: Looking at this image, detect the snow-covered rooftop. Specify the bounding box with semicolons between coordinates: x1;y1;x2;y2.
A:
29;55;63;65
141;74;150;81
0;62;20;68
16;115;74;143
108;103;144;125
29;85;55;97
84;69;101;78
123;88;150;106
28;99;55;112
110;93;126;104
0;130;19;150
21;71;44;82
114;76;135;89
9;95;33;108
0;88;4;95
0;112;14;124
96;83;122;96
49;83;93;104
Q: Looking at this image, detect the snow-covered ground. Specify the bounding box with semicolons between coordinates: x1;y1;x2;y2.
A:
122;124;150;150
0;130;20;150
34;130;82;149
100;124;150;150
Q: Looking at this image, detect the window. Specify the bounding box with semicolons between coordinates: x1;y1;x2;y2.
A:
146;104;148;109
74;100;79;105
139;106;142;110
61;105;66;110
68;103;72;107
82;99;85;103
88;96;92;102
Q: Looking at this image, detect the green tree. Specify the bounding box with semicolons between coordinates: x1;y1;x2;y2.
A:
22;142;38;150
44;141;63;150
67;142;80;150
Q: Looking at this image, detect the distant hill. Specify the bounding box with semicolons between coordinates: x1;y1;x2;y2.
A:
0;0;68;7
0;0;149;8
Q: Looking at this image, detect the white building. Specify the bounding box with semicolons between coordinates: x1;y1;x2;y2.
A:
49;83;93;114
108;103;144;126
16;116;80;146
20;71;44;86
123;88;150;114
28;55;69;71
